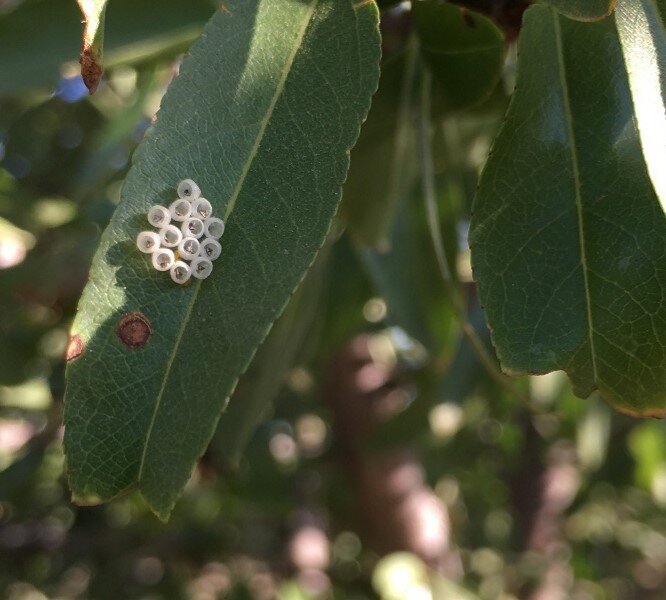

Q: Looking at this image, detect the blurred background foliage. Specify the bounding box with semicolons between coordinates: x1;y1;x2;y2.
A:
0;0;664;599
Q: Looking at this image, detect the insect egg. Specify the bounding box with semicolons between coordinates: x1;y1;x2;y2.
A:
204;217;225;239
152;248;175;271
159;224;183;248
136;231;160;253
170;261;192;284
147;205;170;227
191;198;213;220
191;257;213;279
181;217;205;239
178;237;201;260
200;237;222;261
169;199;192;222
177;179;201;200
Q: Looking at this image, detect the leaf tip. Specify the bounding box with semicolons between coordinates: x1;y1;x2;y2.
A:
141;493;174;523
77;0;108;94
79;46;103;94
152;510;172;524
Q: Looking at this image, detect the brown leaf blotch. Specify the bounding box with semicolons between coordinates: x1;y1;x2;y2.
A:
66;335;84;361
80;47;103;94
116;311;152;349
461;9;477;28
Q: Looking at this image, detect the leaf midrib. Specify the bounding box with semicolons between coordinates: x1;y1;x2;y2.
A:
136;0;320;484
552;9;599;382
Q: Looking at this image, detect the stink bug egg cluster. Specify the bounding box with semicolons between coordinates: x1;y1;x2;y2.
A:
136;179;225;284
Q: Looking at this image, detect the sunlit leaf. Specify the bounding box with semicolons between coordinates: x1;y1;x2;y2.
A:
63;0;381;520
616;0;666;215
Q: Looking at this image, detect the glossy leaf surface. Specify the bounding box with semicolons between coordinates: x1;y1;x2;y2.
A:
64;0;380;519
616;0;666;215
470;6;666;417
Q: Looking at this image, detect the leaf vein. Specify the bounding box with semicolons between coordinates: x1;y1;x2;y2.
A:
552;10;599;383
136;0;321;485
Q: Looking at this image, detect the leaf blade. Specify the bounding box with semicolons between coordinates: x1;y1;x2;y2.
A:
469;5;666;417
412;1;506;112
342;41;420;248
64;0;381;519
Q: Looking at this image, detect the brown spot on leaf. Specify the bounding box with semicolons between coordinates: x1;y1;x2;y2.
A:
79;46;103;94
461;9;477;28
77;0;107;94
66;335;84;361
116;311;152;349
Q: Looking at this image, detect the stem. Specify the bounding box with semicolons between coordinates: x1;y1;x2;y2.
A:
417;67;536;412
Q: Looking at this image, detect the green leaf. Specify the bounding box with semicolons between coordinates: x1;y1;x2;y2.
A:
412;1;505;112
0;0;215;97
615;0;666;216
77;0;109;93
359;186;454;353
543;0;616;21
342;42;419;248
469;5;666;417
435;302;493;404
63;0;381;520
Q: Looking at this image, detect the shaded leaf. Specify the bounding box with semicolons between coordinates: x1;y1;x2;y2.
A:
320;233;375;350
369;299;490;452
63;0;381;519
544;0;616;21
360;186;453;353
434;300;492;404
616;0;666;215
342;42;419;248
470;6;666;417
412;1;505;112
